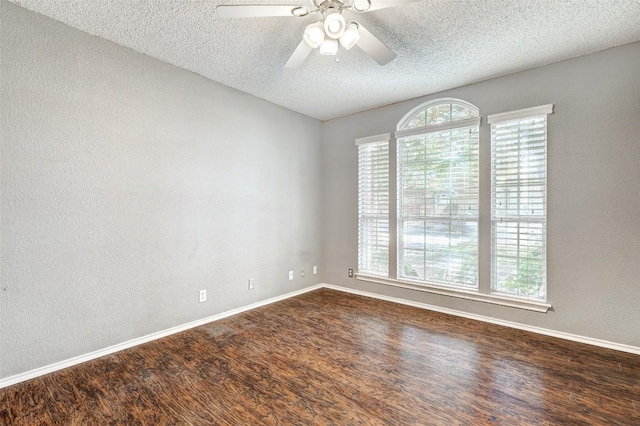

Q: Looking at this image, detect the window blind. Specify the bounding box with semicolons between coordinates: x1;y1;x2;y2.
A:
357;134;390;276
490;110;550;301
397;125;479;288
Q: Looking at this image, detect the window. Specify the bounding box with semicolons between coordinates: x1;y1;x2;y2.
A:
355;101;553;311
357;134;390;277
396;100;480;288
488;105;552;301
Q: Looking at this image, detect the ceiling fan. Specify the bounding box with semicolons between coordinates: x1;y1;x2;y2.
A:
217;0;420;68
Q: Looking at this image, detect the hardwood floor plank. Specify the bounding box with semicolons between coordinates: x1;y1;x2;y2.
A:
1;289;639;425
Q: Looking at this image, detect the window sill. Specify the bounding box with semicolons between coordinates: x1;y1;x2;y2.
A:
355;274;551;313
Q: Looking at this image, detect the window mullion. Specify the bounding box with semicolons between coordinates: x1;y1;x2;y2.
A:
388;136;398;280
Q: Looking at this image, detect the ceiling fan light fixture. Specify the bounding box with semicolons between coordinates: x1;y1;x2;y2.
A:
319;38;339;56
339;22;360;50
323;12;346;39
303;22;325;48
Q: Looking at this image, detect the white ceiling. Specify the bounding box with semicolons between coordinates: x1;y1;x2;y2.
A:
10;0;640;120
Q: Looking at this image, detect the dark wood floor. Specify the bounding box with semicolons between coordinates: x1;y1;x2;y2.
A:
1;289;639;425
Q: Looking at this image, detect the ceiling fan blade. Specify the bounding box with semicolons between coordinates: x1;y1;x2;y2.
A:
355;23;396;65
285;40;313;68
359;0;421;12
217;5;306;18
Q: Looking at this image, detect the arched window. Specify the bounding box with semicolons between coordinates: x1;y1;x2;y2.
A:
398;99;480;130
396;99;480;288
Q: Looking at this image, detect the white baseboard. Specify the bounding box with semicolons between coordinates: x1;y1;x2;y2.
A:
322;283;640;356
2;281;637;389
0;284;324;390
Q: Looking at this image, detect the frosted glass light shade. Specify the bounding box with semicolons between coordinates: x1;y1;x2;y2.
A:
323;13;346;39
319;39;339;56
303;22;325;48
339;23;360;50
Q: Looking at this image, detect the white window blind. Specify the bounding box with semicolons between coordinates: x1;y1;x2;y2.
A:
397;103;479;288
357;134;390;276
489;105;552;301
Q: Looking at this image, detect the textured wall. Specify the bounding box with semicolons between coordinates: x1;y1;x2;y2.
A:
0;1;322;379
321;42;640;347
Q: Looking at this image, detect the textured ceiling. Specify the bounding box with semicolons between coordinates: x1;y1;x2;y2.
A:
9;0;640;120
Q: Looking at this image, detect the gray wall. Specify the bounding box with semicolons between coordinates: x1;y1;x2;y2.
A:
322;42;640;347
0;1;323;379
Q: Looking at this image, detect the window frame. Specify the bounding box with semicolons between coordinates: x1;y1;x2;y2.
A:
396;99;481;290
488;104;553;302
356;133;391;277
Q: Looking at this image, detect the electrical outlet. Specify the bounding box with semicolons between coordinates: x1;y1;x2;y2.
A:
248;278;254;290
288;270;294;280
313;265;318;275
348;268;354;278
199;289;207;303
300;268;305;278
